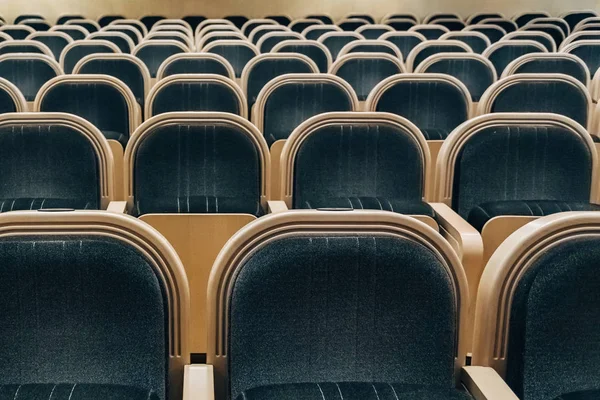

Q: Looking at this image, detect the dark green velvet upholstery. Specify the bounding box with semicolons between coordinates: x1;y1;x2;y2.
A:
321;35;361;60
206;43;256;78
486;43;545;75
447;34;489;54
150;80;241;116
135;44;186;78
275;43;330;73
334;57;402;100
133;122;263;216
384;35;424;59
91;34;132;52
31;36;70;60
421;57;495;101
0;58;58;101
0;384;159;400
412;44;469;70
469;26;505;43
63;44;116;74
513;57;589;85
161;57;231;77
565;43;600;79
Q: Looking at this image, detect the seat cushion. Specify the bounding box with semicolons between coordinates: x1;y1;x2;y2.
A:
467;200;600;232
0;198;95;212
0;384;159;400
555;389;600;399
421;128;450;141
301;196;435;217
102;130;128;147
136;195;263;216
236;382;472;400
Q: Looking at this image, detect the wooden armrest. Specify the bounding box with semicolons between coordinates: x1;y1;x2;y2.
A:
107;201;128;213
183;364;214;400
267;200;288;214
461;366;518;400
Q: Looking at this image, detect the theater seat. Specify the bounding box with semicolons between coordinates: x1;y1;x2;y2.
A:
60;40;120;74
0;54;62;104
502;53;590;85
406;39;472;71
204;40;259;79
440;31;491;54
133;40;189;80
271;40;332;73
503;31;556;52
409;24;449;40
317;31;364;60
27;32;73;60
156;53;235;80
380;31;425;59
513;11;551;27
0;384;159;400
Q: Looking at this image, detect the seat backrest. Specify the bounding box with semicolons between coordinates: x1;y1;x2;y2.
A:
103;25;142;45
478;74;591;128
98;15;125;27
480;17;518;33
182;15;207;30
254;73;359;145
0;77;28;113
50;25;89;41
407;39;472;71
513;11;552;27
483;39;547;76
241;53;318;114
133;40;189;78
57;14;85;24
110;19;148;37
60;40;121;74
330;53;405;101
338;18;369;31
27;32;73;60
146;74;246;118
318;31;364;60
382;12;419;23
346;13;376;23
574;17;600;31
271;40;332;73
304;14;333;24
196;32;246;50
423;12;462;23
265;15;292;25
564;10;599;29
366;74;471;141
195;19;234;37
562;31;600;49
503;53;590;85
0;40;54;58
440;31;491;54
526;17;570;37
380;31;426;59
289;18;322;34
355;24;395;39
14;14;43;24
145;32;193;49
204;40;259;78
408;24;450;40
464;24;506;43
415;54;497;102
21;19;51;32
257;31;303;53
73;54;151;110
66;18;101;33
223;15;249;29
385;18;418;31
207;210;469;400
0;112;113;208
522;24;565;46
125;112;269;216
502;31;556;52
472;211;600;400
467;12;504;24
35;75;138;143
248;25;288;45
88;31;135;53
0;55;62;101
302;24;341;40
156;53;234;80
562;40;600;76
0;24;35;39
281;112;430;208
140;15;166;30
338;39;403;59
436;113;596;219
242;19;277;37
434;18;467;31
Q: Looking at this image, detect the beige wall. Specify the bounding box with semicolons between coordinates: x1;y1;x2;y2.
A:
1;0;597;24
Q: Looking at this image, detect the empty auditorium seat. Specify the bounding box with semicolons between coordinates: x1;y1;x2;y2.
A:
279;112;435;224
564;9;599;30
502;53;590;86
183;15;207;30
337;18;370;31
27;32;73;60
0;33;11;43
0;112;115;209
56;14;85;24
50;25;89;41
467;12;505;24
513;11;551;27
133;40;189;79
302;24;341;40
271;40;332;73
562;31;600;48
423;12;462;23
483;39;547;76
196;23;240;40
204;40;259;79
478;74;591;129
154;19;193;31
526;17;570;38
305;14;334;24
472;212;600;400
35;74;140;147
66;18;101;33
480;17;518;34
384;18;417;31
414;53;497;103
146;74;246;118
523;24;565;46
110;19;148;37
205;210;482;400
21;19;51;31
0;77;30;113
380;31;426;59
241;53;318;114
72;53;151;113
0;24;35;40
440;31;491;54
102;24;142;45
60;40;120;74
502;30;556;52
289;18;323;33
346;13;376;23
406;39;472;71
355;24;394;39
145;32;194;49
242;19;277;37
0;54;62;104
573;16;600;31
382;12;419;23
408;24;449;40
88;31;135;53
253;73;358;146
153;24;193;37
265;15;292;25
366;73;471;141
434;18;467;31
0;40;54;57
317;31;364;60
562;40;600;79
330;53;405;102
156;53;234;80
197;32;246;50
221;15;247;29
197;18;235;33
248;25;288;45
140;15;165;30
14;14;44;24
465;24;507;45
124;111;269;355
98;14;125;27
337;39;403;58
0;209;190;400
257;31;303;53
